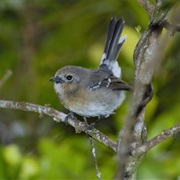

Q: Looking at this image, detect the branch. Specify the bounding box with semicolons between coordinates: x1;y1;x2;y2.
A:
162;20;180;36
136;0;154;18
0;100;117;152
115;22;163;179
132;123;180;156
115;0;170;178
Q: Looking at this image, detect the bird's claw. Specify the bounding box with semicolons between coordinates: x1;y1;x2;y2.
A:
64;112;76;126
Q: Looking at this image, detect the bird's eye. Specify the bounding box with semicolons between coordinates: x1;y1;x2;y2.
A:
66;75;73;81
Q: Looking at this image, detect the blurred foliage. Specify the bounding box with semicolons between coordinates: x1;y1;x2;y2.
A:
0;0;180;179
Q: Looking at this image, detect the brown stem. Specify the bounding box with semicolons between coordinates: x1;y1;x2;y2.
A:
132;123;180;156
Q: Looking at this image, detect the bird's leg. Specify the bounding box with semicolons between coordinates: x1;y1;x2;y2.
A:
85;116;105;131
83;117;91;134
64;112;76;126
83;117;89;126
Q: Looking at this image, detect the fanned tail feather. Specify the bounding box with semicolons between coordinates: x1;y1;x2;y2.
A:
99;17;127;78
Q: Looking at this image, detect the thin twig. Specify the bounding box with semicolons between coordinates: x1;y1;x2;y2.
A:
89;136;102;180
83;117;102;180
0;70;13;89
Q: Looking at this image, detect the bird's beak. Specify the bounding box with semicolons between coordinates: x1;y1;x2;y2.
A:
49;76;64;84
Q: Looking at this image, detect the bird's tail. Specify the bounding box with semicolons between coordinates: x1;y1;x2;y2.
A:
99;17;127;78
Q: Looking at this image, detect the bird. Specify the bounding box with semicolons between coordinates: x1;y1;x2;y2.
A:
50;17;132;122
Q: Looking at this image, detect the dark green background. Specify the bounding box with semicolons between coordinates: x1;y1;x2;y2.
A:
0;0;180;179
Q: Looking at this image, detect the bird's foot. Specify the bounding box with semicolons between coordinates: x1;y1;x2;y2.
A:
64;112;76;126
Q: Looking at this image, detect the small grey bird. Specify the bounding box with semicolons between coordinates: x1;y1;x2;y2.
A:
50;17;132;119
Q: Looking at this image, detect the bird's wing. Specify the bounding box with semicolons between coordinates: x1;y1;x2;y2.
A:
88;70;132;91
